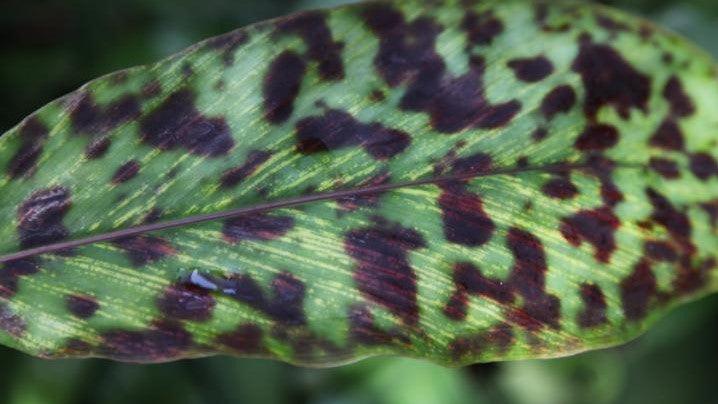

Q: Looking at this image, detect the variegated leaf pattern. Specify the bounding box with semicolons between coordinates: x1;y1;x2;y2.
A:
0;0;717;366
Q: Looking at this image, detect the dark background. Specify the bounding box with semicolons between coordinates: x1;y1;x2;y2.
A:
1;1;717;403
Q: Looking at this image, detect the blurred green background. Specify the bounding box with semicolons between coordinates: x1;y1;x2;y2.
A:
1;1;718;403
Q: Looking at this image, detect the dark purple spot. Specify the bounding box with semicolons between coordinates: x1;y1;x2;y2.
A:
462;10;504;46
18;187;71;249
649;157;680;179
295;109;410;159
70;92;140;134
220;150;273;188
112;236;176;267
700;200;718;228
646;188;693;252
263;51;307;124
452;152;493;176
111;160;140;184
345;220;426;325
348;305;404;345
85;137;111;159
689;153;718;180
277;11;345;80
205;30;248;66
438;185;495;247
663;75;695;117
450;323;514;360
561;207;620;263
216;324;265;353
649;119;684;151
157;283;215;322
140;89;234;157
99;321;193;362
577;283;607;328
7;117;48;178
644;240;677;262
0;258;39;298
596;15;629;32
542;178;578;199
66;294;99;319
541;85;576;119
572;39;650;119
443;230;559;331
620;259;656;321
505;228;561;330
532;128;548;141
363;5;519;133
369;90;386;102
0;304;26;337
575;123;619;151
222;213;294;244
508;56;554;82
444;263;514;320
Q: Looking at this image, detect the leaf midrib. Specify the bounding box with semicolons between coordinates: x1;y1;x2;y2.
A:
0;161;640;263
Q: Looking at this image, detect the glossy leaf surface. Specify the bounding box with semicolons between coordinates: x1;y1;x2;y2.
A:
0;0;717;365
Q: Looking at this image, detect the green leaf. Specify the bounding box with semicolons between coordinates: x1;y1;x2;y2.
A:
0;0;716;366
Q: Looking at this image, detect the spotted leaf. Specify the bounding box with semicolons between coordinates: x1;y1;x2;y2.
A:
0;0;717;366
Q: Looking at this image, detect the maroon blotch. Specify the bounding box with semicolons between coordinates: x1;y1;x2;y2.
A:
0;258;39;298
506;228;561;330
572;38;650;119
462;10;504;46
620;259;656;321
17;187;72;249
644;241;677;262
111;160;141;184
140;89;234;157
577;283;607;328
362;5;520;133
439;185;495;247
444;263;514;321
7;117;48;179
508;56;554;83
70;92;140;134
277;11;345;80
542;178;578;199
575;123;619;151
99;321;193;362
345;221;426;325
560;207;620;263
216;324;265;353
541;85;576;120
689;153;718;180
646;188;692;250
532;128;548;141
348;305;404;345
85;137;111;159
649;118;684;151
205;30;248;66
220;150;273;188
112;235;176;267
157;283;215;322
0;304;26;337
263;51;307;124
66;294;99;319
663;75;695;117
222;213;294;244
648;157;680;179
295;108;410;159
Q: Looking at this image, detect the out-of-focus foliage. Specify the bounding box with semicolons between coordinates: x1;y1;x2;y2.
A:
0;0;717;403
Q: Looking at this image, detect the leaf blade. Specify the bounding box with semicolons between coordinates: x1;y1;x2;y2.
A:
0;0;717;366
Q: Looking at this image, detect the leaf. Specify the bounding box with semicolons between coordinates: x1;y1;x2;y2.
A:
0;0;716;366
